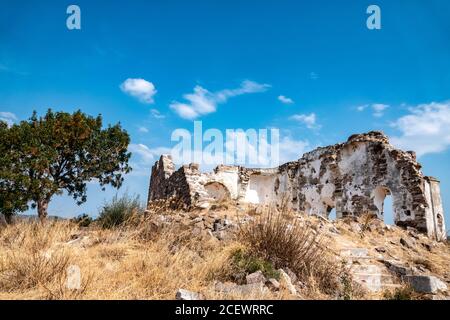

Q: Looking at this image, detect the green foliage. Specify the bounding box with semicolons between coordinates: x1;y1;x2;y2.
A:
229;248;280;284
0;122;29;222
338;260;355;300
71;214;93;227
98;193;143;229
0;109;131;220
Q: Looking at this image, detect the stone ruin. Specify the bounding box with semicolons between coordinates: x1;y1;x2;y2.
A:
147;131;446;241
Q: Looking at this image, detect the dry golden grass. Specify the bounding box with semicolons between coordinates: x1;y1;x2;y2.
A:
0;218;291;300
1;208;448;300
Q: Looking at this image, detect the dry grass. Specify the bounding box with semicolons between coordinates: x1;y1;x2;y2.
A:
0;218;280;300
1;206;448;300
239;206;341;296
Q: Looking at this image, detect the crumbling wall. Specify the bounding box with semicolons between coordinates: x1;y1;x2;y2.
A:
147;131;446;240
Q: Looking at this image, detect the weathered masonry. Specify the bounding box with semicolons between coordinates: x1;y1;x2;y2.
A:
147;132;446;241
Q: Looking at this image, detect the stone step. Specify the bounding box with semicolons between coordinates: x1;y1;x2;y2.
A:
341;248;371;259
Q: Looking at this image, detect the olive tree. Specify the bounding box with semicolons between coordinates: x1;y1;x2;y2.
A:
0;110;132;221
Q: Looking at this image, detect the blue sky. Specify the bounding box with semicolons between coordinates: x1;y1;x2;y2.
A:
1;0;449;225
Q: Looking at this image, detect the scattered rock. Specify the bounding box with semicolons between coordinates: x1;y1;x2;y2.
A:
176;289;203;300
246;271;266;285
278;269;297;295
341;248;369;259
383;260;412;276
215;282;266;296
407;227;420;239
349;222;362;234
66;235;95;248
375;247;386;253
328;226;341;235
285;268;298;283
266;278;280;291
400;237;415;249
403;275;448;294
431;294;450;300
421;242;433;252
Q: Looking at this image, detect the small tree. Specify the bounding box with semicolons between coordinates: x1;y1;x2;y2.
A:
0;122;30;223
0;110;132;221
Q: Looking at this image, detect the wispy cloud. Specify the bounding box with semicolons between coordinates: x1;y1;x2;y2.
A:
278;95;294;105
356;103;389;117
290;113;320;129
129;144;171;163
0;111;17;127
151;109;165;119
390;101;450;157
138;127;149;133
120;78;157;104
310;72;319;80
170;80;270;120
372;103;389;117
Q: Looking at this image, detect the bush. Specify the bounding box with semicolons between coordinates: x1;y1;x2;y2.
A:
228;248;280;284
239;206;339;294
98;194;143;229
71;214;93;227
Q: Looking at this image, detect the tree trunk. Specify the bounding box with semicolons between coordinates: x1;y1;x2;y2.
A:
37;199;49;222
4;214;13;225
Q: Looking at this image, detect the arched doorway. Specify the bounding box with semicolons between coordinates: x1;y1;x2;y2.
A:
328;207;337;221
204;182;231;203
372;186;394;225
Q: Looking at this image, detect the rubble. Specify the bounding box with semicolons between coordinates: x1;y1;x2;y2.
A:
246;271;266;285
176;289;203;300
278;269;297;295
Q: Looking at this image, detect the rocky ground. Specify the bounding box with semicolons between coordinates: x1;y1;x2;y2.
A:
0;204;448;300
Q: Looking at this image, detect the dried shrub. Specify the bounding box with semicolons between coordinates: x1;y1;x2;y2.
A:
359;212;378;236
383;284;417;300
0;249;70;291
239;206;339;294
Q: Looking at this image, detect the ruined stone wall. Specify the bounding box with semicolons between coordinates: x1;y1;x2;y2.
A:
147;131;446;240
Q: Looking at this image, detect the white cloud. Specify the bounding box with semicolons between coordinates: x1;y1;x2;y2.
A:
170;80;270;119
151;109;165;119
390;101;450;157
138;127;149;133
278;95;294;105
290;113;320;129
278;136;310;164
356;104;369;112
0;111;17;127
372;103;389;117
129;144;171;163
120;78;157;104
356;103;389;117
